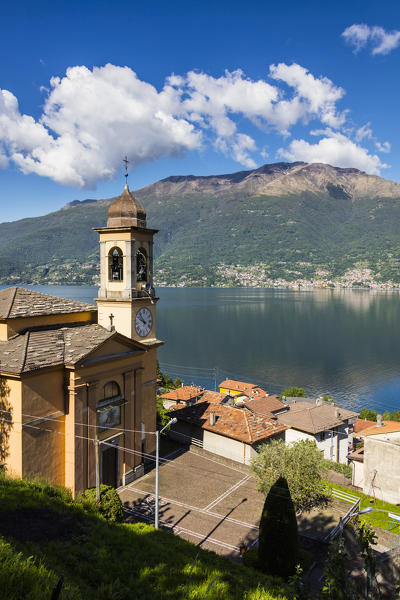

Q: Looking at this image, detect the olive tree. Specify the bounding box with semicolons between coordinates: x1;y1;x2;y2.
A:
251;439;328;513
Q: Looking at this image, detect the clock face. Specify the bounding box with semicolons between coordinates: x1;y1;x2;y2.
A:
135;307;153;337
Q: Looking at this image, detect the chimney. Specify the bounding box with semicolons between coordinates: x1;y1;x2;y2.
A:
335;408;340;419
209;411;216;426
377;414;383;427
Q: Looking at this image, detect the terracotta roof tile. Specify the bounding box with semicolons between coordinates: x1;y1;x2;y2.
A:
247;395;286;415
0;287;96;320
170;400;287;445
160;386;202;402
348;446;364;463
360;421;400;437
200;391;227;404
354;418;376;433
219;379;258;392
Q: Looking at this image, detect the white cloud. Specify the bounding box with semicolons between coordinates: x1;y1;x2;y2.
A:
269;63;346;128
376;140;391;153
0;62;387;185
278;130;387;175
342;24;400;55
0;65;201;187
355;123;373;142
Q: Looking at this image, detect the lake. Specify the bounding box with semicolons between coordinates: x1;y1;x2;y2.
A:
2;284;400;414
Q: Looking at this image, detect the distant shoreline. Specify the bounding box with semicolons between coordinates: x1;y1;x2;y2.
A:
2;281;400;293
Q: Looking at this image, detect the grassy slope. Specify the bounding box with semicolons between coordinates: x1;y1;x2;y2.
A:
1;186;400;284
0;475;292;600
326;481;400;531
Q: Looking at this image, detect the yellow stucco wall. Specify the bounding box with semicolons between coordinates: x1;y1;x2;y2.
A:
0;323;8;342
1;316;158;496
219;387;242;397
2;378;22;477
21;369;66;485
64;337;157;495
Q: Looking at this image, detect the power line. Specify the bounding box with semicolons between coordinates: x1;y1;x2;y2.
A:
17;410;157;436
0;412;250;482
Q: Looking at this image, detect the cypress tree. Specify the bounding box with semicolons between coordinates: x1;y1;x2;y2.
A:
258;476;299;578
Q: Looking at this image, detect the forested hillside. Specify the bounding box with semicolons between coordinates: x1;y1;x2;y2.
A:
1;161;400;287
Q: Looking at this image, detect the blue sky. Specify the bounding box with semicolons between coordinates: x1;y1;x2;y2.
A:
1;0;400;221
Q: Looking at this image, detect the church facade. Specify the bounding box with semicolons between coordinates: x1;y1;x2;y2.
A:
0;184;162;496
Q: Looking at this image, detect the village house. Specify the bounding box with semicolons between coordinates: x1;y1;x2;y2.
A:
219;379;269;403
0;183;162;496
348;417;400;504
160;385;204;409
169;396;287;465
276;397;358;463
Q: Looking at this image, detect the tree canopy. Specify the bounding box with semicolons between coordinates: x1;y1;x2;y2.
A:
279;387;305;400
251;439;328;513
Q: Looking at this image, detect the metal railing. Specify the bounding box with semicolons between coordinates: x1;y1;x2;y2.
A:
324;485;359;504
168;429;204;448
324;486;361;542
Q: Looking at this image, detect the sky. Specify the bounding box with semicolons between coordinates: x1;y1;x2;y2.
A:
1;0;400;221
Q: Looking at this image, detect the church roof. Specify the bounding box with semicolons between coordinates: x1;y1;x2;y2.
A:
0;323;123;374
107;184;146;228
0;287;96;320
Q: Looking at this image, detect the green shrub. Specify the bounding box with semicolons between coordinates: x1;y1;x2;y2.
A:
323;460;352;479
258;476;299;579
279;387;305;400
81;485;124;523
358;408;377;421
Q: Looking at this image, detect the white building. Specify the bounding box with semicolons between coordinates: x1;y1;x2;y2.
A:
348;420;400;504
169;398;287;465
277;398;358;463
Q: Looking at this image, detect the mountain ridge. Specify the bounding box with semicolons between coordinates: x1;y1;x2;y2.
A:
1;161;400;287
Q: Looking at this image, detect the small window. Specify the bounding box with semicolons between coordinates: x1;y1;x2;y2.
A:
103;381;121;400
109;247;123;281
136;248;147;282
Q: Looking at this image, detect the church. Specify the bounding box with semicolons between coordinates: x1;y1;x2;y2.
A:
0;183;162;496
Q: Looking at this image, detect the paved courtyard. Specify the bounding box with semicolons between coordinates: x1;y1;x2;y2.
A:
118;448;348;558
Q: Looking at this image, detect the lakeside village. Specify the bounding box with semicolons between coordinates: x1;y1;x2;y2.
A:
1;181;400;599
158;377;400;506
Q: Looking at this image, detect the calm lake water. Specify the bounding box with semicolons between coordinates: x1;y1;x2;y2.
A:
2;284;400;414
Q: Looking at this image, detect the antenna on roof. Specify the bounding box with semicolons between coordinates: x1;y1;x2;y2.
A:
123;156;129;187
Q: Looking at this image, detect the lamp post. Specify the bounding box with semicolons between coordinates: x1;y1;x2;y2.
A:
155;417;177;529
338;506;374;540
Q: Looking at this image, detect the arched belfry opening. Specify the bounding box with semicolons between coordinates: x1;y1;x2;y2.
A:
109;247;123;281
136;248;147;283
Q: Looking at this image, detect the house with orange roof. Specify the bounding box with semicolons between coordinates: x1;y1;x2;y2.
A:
160;385;203;409
169;399;287;465
218;379;269;404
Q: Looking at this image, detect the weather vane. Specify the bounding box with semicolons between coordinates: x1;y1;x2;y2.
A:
123;156;129;185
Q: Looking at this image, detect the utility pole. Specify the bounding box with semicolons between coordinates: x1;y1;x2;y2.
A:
95;439;100;502
155;417;177;529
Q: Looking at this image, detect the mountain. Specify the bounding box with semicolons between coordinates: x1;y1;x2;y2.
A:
1;161;400;287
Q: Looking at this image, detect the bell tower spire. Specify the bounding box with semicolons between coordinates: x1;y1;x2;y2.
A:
93;163;160;346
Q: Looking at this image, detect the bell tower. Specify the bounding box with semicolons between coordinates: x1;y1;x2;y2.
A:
94;177;159;345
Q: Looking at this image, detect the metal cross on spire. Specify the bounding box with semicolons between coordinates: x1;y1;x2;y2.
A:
123;156;129;186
